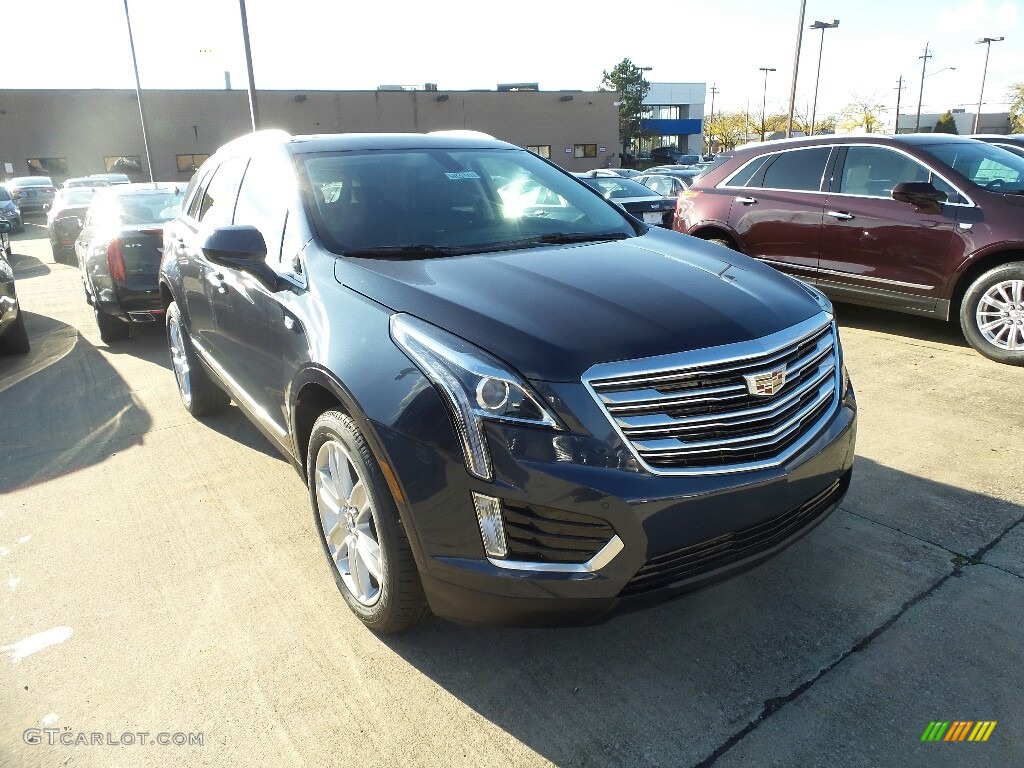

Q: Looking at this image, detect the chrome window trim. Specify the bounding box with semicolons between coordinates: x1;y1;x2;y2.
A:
582;313;840;477
717;142;976;208
487;535;624;573
719;145;835;192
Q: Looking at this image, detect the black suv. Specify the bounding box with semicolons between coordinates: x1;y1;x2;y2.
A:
160;130;857;632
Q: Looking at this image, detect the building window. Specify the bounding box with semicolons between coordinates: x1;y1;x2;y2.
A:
26;157;68;177
573;144;597;159
526;145;551;159
176;154;211;173
104;156;143;177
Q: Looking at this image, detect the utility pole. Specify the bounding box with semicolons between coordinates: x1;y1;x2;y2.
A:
706;84;719;153
894;76;905;134
914;42;932;132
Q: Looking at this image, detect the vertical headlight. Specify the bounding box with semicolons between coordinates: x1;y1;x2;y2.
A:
390;314;563;481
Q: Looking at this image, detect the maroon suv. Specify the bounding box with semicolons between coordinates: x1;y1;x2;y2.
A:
674;134;1024;365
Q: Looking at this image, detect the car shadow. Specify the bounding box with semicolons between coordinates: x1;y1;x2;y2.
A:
0;312;153;493
833;302;968;349
378;458;1021;767
6;251;51;280
83;322;284;463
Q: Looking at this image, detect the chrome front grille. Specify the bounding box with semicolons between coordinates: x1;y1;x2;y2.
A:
584;314;840;475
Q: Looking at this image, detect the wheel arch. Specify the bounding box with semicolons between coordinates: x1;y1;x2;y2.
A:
951;248;1024;319
690;225;741;250
290;365;430;567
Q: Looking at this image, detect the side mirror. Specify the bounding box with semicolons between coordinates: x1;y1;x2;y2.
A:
892;181;947;214
200;225;278;291
0;219;11;234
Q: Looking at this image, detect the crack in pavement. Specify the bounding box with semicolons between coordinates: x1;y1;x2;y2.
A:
842;506;1024;582
694;505;1024;767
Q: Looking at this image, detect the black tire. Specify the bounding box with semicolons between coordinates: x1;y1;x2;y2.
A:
0;307;30;355
307;410;428;634
959;261;1024;366
94;305;130;344
165;300;229;416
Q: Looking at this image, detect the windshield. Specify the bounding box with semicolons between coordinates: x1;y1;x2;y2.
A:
300;147;635;255
112;191;184;224
0;189;10;201
922;142;1024;192
57;188;98;206
11;177;52;187
579;176;662;199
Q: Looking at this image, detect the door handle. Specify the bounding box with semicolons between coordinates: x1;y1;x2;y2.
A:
827;211;854;220
734;196;758;205
174;237;187;255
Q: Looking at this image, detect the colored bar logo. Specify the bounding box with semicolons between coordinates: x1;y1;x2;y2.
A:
921;721;997;742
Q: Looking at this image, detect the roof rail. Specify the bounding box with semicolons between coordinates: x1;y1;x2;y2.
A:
428;129;497;140
219;129;292;154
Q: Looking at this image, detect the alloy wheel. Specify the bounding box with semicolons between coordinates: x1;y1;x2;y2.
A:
167;314;193;406
976;279;1024;351
314;439;383;606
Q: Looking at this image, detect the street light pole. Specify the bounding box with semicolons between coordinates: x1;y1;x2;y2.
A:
785;0;807;138
121;0;155;182
238;0;260;131
914;41;932;132
973;36;1004;133
809;19;840;135
759;67;776;141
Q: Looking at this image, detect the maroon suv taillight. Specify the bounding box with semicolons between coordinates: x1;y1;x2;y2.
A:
107;239;126;281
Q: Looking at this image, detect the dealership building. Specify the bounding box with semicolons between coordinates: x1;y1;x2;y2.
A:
0;85;624;182
0;81;709;182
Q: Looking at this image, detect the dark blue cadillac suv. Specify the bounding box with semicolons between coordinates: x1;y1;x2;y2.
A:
159;130;857;632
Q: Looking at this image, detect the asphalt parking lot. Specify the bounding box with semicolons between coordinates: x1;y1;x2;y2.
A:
1;223;1022;768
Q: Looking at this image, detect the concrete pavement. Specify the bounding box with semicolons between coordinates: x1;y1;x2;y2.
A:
1;226;1021;767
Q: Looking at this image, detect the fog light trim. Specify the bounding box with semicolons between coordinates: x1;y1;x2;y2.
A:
472;491;508;558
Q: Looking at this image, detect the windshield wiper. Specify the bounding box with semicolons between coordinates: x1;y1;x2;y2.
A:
520;231;632;245
343;244;454;258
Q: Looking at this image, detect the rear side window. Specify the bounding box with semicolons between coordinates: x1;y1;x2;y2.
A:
756;148;831;192
197;156;249;227
725;156;771;187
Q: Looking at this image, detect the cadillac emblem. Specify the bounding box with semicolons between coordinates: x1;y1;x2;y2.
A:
744;367;787;397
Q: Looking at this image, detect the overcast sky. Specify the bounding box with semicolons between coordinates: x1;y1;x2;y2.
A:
8;0;1022;120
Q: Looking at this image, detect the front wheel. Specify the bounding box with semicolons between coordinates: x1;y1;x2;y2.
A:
308;410;428;634
960;262;1024;366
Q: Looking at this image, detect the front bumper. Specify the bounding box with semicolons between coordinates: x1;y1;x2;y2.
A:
374;386;857;627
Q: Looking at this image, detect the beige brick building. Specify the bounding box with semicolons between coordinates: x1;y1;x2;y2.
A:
0;88;621;182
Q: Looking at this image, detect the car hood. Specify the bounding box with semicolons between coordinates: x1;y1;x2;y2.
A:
334;231;824;382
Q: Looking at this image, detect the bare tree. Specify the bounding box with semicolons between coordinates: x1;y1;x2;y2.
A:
840;96;887;134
